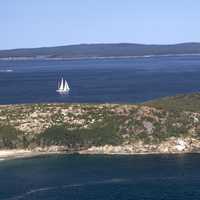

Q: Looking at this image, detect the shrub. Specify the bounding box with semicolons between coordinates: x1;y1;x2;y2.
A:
0;125;24;149
37;118;122;149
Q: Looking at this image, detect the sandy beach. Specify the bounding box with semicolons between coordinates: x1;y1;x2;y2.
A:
0;150;63;161
0;147;197;162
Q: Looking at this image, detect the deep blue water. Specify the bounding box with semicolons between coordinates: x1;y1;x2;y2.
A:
0;154;200;200
1;55;200;104
1;55;200;199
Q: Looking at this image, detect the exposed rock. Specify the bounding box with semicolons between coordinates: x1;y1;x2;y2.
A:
143;121;154;134
80;137;200;154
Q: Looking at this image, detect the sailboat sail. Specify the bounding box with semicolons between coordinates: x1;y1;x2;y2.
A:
59;78;64;91
66;81;70;91
63;80;67;91
56;77;70;93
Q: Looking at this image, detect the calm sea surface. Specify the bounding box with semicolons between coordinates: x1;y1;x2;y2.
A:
1;56;200;199
0;154;200;200
1;55;200;104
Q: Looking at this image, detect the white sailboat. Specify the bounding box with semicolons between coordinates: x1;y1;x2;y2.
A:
56;77;70;93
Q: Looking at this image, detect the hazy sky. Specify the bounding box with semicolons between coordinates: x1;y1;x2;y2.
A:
0;0;199;49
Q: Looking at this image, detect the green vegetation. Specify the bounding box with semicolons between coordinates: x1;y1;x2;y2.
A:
145;93;200;112
37;116;122;149
0;125;24;149
1;93;200;150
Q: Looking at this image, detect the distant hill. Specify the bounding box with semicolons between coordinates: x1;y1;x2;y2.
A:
1;43;200;59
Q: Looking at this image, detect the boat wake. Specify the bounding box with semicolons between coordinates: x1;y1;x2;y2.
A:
4;178;129;200
0;69;13;73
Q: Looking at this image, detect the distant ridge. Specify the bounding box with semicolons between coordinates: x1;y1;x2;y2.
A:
1;43;200;59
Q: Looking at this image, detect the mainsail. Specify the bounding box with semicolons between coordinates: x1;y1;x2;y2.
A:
59;78;64;91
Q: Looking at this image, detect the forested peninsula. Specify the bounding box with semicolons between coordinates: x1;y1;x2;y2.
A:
1;93;200;157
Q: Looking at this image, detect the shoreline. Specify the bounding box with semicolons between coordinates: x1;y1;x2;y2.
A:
0;149;199;161
0;150;67;161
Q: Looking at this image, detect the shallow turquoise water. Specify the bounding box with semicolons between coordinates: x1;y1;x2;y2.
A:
0;154;200;199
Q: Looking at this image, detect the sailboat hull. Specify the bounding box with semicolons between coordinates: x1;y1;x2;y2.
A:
56;89;70;93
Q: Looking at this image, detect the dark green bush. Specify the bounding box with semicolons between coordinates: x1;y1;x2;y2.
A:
37;118;122;149
0;125;24;149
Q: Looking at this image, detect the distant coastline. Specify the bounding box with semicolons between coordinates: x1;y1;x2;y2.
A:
1;42;200;60
1;53;200;61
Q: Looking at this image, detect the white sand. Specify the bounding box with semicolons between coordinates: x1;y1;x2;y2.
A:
0;149;57;161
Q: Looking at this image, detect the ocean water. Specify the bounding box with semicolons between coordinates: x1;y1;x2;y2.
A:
1;55;200;104
0;154;200;200
1;56;200;199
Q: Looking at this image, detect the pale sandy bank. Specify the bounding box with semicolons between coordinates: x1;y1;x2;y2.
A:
0;150;62;161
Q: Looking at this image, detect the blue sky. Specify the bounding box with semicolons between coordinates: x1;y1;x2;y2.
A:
0;0;199;49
